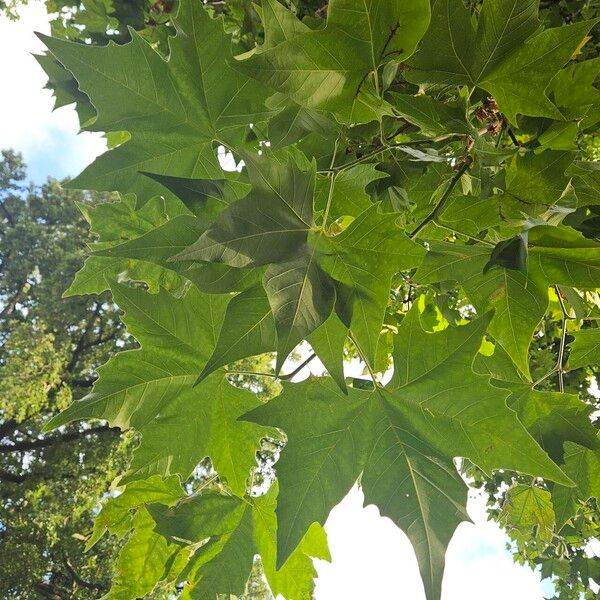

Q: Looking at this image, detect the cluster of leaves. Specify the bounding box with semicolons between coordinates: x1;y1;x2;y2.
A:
0;150;130;599
32;0;600;598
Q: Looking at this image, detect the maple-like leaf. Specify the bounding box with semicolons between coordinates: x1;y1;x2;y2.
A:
406;0;597;122
417;225;600;377
46;284;272;496
552;441;600;530
38;0;274;203
245;307;569;600
567;327;600;371
240;0;431;123
150;486;329;599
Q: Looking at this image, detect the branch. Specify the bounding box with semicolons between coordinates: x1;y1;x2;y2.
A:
279;353;317;381
0;468;28;483
555;285;571;393
0;199;15;226
0;279;29;319
0;425;119;454
409;155;473;239
0;418;20;439
63;554;109;592
64;302;102;374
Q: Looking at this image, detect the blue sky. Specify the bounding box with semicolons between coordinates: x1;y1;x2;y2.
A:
0;4;561;599
0;2;105;183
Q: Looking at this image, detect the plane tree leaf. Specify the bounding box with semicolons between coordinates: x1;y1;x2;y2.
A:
172;153;315;268
46;283;272;496
499;484;556;544
244;307;569;600
567;327;600;371
240;0;431;123
315;204;425;365
149;486;329;599
552;441;600;530
406;0;596;122
38;0;274;203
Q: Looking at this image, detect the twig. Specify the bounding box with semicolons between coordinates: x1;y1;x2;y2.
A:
533;286;573;390
227;353;317;381
409;155;473;239
555;285;571;393
435;223;495;247
349;333;383;392
318;135;465;174
507;128;520;147
279;353;317;381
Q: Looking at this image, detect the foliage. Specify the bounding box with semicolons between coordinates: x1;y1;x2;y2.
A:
0;149;130;599
27;0;600;598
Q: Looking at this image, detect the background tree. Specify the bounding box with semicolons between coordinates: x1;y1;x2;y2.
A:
0;149;128;598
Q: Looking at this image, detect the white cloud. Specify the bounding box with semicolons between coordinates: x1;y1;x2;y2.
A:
313;486;548;600
0;3;105;181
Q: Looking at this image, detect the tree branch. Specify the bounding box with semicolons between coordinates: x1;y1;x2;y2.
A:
279;353;317;381
63;554;109;592
0;468;28;483
0;425;119;454
64;302;102;374
409;155;473;239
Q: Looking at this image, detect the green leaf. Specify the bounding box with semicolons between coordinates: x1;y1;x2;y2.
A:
64;255;185;297
391;93;469;137
550;57;600;126
245;309;569;600
307;310;348;393
184;263;264;295
268;103;338;151
107;507;190;600
407;0;596;122
241;0;431;123
39;0;274;202
505;150;573;212
438;194;502;235
95;215;208;267
47;284;271;496
552;441;600;530
483;235;528;275
264;248;336;372
506;386;600;462
87;475;184;550
141;172;251;219
315;205;425;365
198;285;276;382
528;225;600;289
567;327;600;371
173;153;315;267
150;486;328;599
417;241;548;377
314;164;389;223
499;484;555;544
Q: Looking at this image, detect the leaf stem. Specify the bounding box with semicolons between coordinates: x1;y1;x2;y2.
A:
409;155;473;239
279;353;317;381
532;287;573;390
227;370;278;379
227;353;317;382
555;285;571;393
318;135;465;174
349;332;383;392
435;223;495;247
322;139;340;228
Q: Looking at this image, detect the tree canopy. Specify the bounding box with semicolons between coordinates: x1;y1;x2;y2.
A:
4;0;600;598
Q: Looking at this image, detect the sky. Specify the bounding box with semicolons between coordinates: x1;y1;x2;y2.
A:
0;3;561;599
